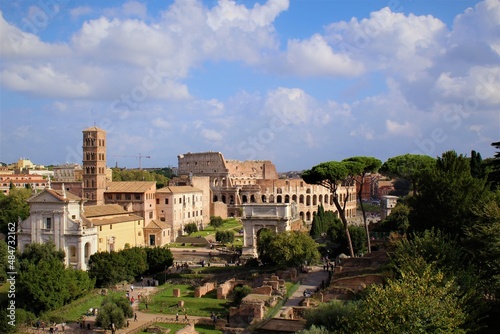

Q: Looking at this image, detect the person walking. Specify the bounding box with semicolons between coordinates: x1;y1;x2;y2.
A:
134;312;138;322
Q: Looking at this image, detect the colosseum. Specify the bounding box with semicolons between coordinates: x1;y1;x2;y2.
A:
177;152;357;224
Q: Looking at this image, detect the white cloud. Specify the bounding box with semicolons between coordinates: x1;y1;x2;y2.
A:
122;1;147;19
263;87;315;125
385;120;415;137
324;7;448;78
282;34;365;76
206;0;288;31
1;64;90;98
152;117;171;130
434;66;500;105
201;128;223;142
70;6;92;19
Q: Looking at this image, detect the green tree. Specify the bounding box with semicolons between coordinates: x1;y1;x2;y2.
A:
88;251;127;287
0;188;31;235
310;205;327;239
267;231;320;268
17;243;94;314
348;259;467;334
183;222;198;235
348;225;367;256
342;156;382;253
145;247;174;275
464;198;500;304
409;151;491;239
376;202;410;233
380;154;435;195
120;247;148;280
303;300;357;333
391;230;486;332
302;161;355;257
95;295;133;329
0;240;8;282
233;285;252;305
296;325;331;334
215;230;235;244
209;216;224;229
470;150;487;179
257;228;276;265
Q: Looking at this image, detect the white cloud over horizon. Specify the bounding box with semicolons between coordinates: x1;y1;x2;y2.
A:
0;0;499;170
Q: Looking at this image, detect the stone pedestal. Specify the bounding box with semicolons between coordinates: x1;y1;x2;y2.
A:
173;288;181;297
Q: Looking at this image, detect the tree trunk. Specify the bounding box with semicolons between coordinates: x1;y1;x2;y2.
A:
333;199;355;257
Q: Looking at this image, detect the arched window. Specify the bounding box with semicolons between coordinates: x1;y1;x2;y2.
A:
277;195;282;203
261;195;267;203
285;195;290;203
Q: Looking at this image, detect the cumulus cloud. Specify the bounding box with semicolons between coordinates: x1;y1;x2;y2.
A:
282;34;364;76
263;87;315;125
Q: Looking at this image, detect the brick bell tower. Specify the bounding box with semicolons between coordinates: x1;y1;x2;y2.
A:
82;126;107;206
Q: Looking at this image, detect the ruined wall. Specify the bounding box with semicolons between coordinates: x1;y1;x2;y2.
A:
251;286;272;296
225;160;278;181
211;201;228;219
178;152;228;176
194;282;216;298
217;278;251;299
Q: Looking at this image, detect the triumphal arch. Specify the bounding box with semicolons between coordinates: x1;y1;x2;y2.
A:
240;202;301;258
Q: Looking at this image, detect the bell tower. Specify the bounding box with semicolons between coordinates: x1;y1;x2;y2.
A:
82;126;107;206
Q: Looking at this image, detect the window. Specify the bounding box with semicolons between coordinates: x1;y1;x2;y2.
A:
45;218;52;229
72;215;76;219
149;212;153;219
165;198;169;204
156;199;159;204
116;194;121;200
138;221;141;225
110;224;113;230
100;226;102;231
135;194;141;200
125;194;131;200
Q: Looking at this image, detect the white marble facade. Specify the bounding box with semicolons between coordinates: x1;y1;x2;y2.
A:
17;188;98;270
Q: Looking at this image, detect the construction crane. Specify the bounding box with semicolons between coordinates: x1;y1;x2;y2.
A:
110;153;151;170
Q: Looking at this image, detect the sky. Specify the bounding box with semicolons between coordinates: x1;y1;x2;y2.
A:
0;0;499;171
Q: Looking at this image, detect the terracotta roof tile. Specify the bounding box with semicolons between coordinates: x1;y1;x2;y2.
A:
105;181;156;193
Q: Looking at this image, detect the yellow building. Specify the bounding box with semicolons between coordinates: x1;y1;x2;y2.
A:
84;204;145;252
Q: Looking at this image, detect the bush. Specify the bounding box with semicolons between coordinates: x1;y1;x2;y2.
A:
233;285;252;305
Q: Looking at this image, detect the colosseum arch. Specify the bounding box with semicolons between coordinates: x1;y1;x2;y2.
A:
292;195;297;202
313;195;317;206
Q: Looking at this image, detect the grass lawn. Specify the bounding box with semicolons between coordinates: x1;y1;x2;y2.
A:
0;282;10;305
171;218;243;247
190;218;242;238
139;322;221;334
45;290;124;322
140;284;230;317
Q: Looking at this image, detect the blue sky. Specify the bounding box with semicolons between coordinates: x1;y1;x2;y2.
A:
1;0;499;171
